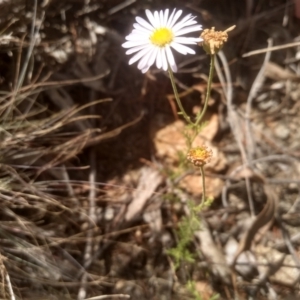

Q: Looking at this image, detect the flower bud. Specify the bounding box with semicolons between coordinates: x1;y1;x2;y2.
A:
187;146;213;167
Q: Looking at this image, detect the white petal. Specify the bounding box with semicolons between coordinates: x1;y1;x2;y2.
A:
145;10;157;28
125;33;148;41
132;29;151;37
174;14;195;27
166;9;176;28
133;23;152;34
136;16;154;31
159;10;164;27
171;42;196;55
161;48;168;71
165;46;177;72
138;48;154;70
156;49;163;69
171;13;193;30
175;25;203;36
174;37;201;44
122;40;149;48
173;15;197;31
168;10;182;28
126;44;149;55
172;19;198;32
147;47;159;68
163;9;169;27
153;11;160;27
170;63;177;72
141;65;151;73
129;46;152;65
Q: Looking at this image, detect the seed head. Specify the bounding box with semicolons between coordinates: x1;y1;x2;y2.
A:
200;25;235;55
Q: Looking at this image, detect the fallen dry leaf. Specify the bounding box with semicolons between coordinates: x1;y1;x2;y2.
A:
194;281;214;300
179;174;223;199
151;115;226;198
151;114;226;171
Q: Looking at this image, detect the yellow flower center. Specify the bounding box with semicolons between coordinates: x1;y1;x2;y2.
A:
150;28;173;47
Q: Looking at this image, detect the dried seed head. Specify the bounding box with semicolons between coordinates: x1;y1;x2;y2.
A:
187;146;213;167
200;25;235;55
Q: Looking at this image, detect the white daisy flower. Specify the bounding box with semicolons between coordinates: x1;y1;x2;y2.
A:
122;9;203;73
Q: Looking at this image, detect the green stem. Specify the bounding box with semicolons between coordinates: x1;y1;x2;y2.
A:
199;166;206;206
195;54;215;126
168;66;191;124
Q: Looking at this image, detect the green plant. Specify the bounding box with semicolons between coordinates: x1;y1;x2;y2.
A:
186;280;220;300
123;14;235;299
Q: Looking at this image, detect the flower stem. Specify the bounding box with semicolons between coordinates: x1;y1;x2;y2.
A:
199;165;206;206
195;54;215;126
167;66;191;124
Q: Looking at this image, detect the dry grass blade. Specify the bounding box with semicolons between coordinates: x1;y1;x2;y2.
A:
242;40;300;57
0;253;16;300
83;294;130;299
125;166;163;221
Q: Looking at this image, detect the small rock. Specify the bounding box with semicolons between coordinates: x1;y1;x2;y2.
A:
225;237;256;276
179;174;223;199
104;207;114;221
258;99;277;111
274;124;290;140
255;245;299;286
